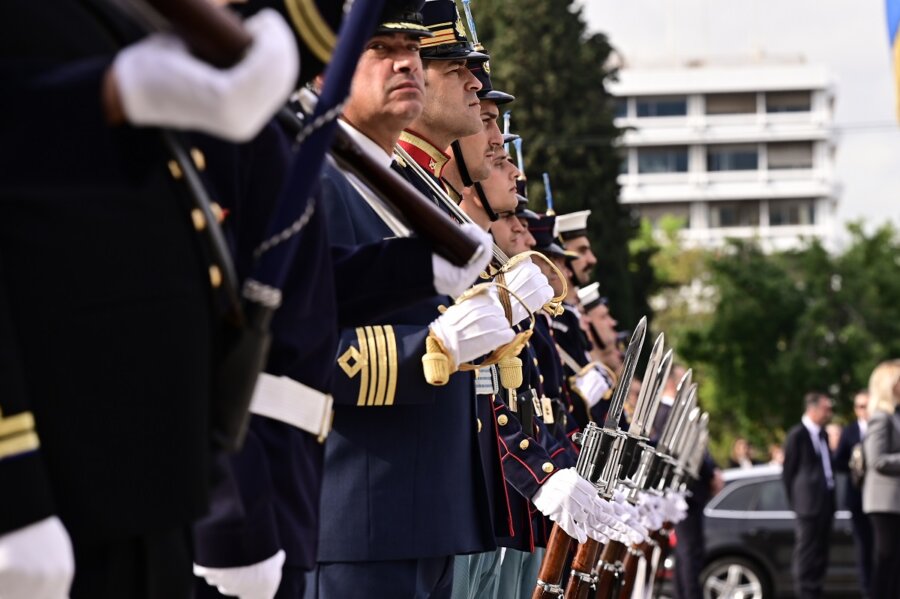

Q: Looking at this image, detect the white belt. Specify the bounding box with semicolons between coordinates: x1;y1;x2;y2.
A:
249;373;334;441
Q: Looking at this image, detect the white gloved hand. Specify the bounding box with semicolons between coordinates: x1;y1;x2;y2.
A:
572;367;611;408
532;468;598;544
663;492;689;524
636;494;665;532
0;516;74;599
114;9;299;141
432;224;494;298
194;550;286;599
501;260;555;323
429;286;515;367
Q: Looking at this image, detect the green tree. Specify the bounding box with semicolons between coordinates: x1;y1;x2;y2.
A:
470;0;640;326
675;224;900;458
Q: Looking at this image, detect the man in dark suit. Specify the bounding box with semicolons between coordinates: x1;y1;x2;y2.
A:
782;392;836;599
834;391;873;598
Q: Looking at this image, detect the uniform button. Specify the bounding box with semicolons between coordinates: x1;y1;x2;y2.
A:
191;208;206;231
539;375;545;384
498;414;509;426
533;358;539;366
209;265;223;288
477;418;482;433
167;160;183;180
519;439;530;450
542;462;555;474
568;405;574;413
190;147;206;171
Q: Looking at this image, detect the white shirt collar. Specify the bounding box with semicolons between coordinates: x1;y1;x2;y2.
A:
338;120;393;169
801;414;821;438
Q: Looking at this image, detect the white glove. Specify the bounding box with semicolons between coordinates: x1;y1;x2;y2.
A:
432;224;494;298
636;494;665;532
429;286;515;367
0;516;74;599
194;550;286;599
572;367;611;408
532;468;597;544
663;492;689;524
502;260;555;323
114;9;299;142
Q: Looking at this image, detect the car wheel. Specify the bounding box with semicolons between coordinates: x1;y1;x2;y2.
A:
701;556;770;599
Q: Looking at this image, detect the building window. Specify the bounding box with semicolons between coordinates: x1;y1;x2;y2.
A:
705;93;757;115
637;146;689;173
709;201;760;228
614;98;628;118
766;91;812;113
637;203;691;228
636;96;688;117
767;142;813;169
707;144;759;171
769;199;816;226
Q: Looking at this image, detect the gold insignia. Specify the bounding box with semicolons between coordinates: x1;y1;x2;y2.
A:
0;410;40;460
338;345;363;378
428;158;438;174
483;61;491;75
455;17;466;38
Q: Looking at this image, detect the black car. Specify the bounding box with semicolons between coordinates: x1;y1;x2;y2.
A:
656;464;861;599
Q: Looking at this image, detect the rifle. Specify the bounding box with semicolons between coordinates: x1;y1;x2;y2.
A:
565;333;665;599
532;318;648;599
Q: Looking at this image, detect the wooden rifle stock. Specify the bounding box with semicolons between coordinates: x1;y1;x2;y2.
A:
565;538;602;599
593;540;626;599
143;0;252;67
532;524;572;599
329;126;482;267
616;543;646;599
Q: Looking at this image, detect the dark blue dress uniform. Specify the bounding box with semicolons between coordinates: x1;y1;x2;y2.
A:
1;2;215;596
306;153;497;598
189;126;438;597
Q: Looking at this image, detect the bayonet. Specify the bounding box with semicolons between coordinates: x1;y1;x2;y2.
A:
628;334;665;437
542;172;555;215
513;136;525;175
603;317;647;431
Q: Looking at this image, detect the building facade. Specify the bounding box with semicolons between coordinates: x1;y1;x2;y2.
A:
609;62;838;251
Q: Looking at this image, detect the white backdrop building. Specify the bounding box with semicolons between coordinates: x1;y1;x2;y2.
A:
609;62;839;251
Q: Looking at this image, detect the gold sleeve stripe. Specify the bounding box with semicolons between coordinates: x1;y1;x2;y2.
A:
355;328;370;406
0;431;39;461
364;326;379;406
384;326;398;406
285;0;337;64
0;411;35;440
420;31;457;47
373;326;389;406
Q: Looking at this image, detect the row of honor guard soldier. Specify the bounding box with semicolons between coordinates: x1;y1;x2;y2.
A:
0;1;502;598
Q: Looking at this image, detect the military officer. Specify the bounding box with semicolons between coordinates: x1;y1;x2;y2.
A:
0;2;298;597
304;2;533;597
556;209;596;289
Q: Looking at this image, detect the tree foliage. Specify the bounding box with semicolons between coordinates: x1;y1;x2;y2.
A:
471;0;640;327
674;224;900;459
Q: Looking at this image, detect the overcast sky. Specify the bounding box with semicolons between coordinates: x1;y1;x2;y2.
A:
581;0;900;243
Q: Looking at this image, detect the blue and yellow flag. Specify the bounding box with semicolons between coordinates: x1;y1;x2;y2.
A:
888;0;900;119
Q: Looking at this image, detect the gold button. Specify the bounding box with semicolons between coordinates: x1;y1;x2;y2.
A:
568;405;574;413
539;375;545;384
498;414;509;426
477;418;482;433
542;462;554;474
210;202;225;223
191;208;206;231
209;265;223;288
167;160;183;180
190;148;206;171
519;439;530;450
533;358;539;366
